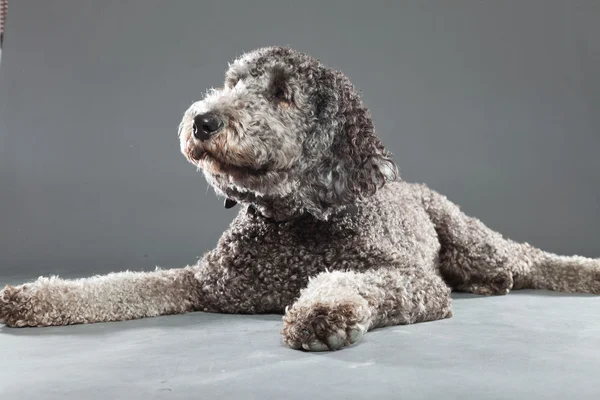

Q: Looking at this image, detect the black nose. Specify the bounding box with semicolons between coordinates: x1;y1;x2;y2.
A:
193;112;223;141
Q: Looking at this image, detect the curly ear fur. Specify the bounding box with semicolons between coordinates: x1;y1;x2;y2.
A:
301;68;399;219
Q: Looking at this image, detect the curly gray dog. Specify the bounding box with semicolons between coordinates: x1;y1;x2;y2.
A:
1;46;599;351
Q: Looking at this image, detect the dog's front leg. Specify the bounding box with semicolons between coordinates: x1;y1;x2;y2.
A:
0;266;202;327
281;266;453;351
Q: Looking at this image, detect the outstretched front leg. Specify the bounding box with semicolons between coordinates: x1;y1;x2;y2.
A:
0;266;201;327
282;266;452;351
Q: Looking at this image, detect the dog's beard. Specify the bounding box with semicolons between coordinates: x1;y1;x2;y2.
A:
189;145;274;182
203;163;296;197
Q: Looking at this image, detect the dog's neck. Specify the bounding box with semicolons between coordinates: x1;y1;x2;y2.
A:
248;195;305;221
223;191;360;223
223;188;305;222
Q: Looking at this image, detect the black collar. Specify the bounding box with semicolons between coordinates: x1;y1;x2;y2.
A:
243;201;359;223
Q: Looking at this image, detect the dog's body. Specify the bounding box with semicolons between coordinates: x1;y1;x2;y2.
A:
1;47;598;351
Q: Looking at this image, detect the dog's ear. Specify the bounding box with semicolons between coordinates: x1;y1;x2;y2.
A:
301;71;399;219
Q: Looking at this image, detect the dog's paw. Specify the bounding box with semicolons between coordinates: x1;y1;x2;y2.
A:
281;299;371;351
460;270;514;296
0;284;37;327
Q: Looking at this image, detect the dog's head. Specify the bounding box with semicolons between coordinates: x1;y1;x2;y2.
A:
179;46;398;220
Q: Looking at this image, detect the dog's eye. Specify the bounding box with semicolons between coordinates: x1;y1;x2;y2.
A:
271;88;290;109
268;65;291;108
272;87;285;99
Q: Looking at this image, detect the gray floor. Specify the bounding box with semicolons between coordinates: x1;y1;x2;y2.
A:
1;288;599;399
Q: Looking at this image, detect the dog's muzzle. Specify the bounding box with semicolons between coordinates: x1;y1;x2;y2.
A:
193;112;223;142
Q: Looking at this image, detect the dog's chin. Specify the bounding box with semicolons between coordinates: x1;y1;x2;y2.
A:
184;144;296;200
196;151;270;178
197;152;230;175
197;156;296;202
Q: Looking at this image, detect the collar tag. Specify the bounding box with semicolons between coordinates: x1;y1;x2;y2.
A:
224;198;238;209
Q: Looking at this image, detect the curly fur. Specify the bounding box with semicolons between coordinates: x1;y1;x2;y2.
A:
1;47;599;351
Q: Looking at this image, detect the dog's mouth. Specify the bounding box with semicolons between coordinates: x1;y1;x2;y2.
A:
199;151;230;174
190;147;271;178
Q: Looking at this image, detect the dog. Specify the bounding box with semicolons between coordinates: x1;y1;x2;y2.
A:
1;46;598;351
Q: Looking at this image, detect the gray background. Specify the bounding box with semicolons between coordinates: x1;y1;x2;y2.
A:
0;0;599;280
2;2;600;399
